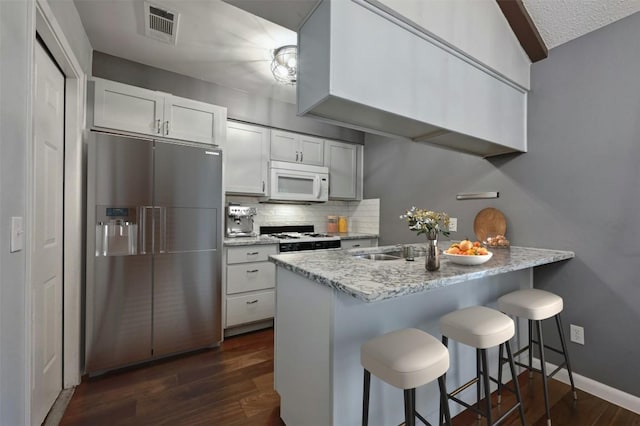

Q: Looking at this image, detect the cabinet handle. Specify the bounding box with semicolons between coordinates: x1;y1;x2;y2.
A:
156;119;161;134
246;251;259;255
246;269;259;273
352;244;361;248
296;151;299;162
164;120;169;135
300;151;303;162
262;181;265;192
246;299;259;305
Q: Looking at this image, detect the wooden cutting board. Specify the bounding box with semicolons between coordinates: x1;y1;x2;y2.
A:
473;208;507;241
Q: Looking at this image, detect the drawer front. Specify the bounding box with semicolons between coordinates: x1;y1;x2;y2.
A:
226;290;275;327
227;262;275;294
226;245;277;264
341;238;377;249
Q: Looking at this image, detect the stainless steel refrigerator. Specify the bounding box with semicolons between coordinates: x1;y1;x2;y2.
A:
85;131;223;374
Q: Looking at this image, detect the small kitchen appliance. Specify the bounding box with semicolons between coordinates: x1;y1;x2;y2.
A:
225;204;257;237
260;225;341;252
265;160;329;203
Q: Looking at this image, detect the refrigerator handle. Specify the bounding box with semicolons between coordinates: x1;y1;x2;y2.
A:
160;207;167;253
139;206;148;254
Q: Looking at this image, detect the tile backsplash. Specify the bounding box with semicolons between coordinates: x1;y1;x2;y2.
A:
225;196;380;234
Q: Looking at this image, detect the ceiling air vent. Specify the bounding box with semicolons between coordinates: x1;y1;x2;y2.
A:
144;2;179;44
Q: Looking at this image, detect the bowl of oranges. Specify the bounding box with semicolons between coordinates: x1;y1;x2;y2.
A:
443;240;493;265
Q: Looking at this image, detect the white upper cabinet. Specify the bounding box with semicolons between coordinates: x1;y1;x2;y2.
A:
324;140;359;200
271;129;324;166
225;121;270;195
93;78;226;146
298;134;325;166
163;96;226;145
93;78;164;136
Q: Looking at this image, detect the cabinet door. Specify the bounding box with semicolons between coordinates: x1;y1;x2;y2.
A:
226;290;275;327
163;95;227;145
227;262;275;294
93;78;163;136
227;245;277;264
270;130;299;163
324;140;358;199
225;122;270;195
299;135;325;165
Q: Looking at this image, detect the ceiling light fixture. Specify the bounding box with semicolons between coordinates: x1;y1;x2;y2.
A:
271;45;297;85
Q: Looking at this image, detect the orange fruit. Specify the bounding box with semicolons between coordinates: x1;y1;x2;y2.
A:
459;240;473;251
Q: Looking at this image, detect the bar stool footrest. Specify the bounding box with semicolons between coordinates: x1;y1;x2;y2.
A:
448;394;484;417
510;359;568;380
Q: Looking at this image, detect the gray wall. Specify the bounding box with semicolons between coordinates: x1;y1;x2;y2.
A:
364;11;640;397
1;0;92;422
0;1;33;424
92;51;364;144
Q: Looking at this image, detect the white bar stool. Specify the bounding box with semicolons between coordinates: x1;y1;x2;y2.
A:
439;306;525;425
361;328;452;426
497;288;577;426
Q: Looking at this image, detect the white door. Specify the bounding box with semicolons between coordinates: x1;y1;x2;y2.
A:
225;122;270;195
270;129;299;163
93;77;163;136
324;140;358;199
298;134;324;166
164;95;226;145
32;41;64;426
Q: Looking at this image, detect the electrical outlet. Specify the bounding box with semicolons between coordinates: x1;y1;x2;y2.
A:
570;324;584;345
449;217;457;232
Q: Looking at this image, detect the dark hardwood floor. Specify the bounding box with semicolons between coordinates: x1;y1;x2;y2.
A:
60;328;639;425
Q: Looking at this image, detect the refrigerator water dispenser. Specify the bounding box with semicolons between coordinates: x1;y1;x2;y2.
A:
95;206;138;256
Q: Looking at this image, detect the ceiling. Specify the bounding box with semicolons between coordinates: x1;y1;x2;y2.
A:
522;0;640;49
74;0;640;105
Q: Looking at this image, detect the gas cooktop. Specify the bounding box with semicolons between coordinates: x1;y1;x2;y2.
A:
270;232;336;240
260;225;341;251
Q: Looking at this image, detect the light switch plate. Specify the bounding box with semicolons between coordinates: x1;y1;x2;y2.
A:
10;216;24;253
449;217;458;232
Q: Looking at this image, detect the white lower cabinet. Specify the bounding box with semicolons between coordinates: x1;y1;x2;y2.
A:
225;244;277;331
226;291;275;328
341;238;378;249
227;262;275;294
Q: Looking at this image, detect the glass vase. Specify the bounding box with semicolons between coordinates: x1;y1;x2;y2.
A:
425;239;440;271
426;230;440;271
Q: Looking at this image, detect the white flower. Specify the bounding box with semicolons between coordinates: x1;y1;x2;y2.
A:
401;207;450;238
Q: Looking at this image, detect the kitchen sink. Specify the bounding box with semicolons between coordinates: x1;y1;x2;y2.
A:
354;253;402;261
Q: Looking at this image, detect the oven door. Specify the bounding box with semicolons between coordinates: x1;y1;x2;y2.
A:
269;168;327;202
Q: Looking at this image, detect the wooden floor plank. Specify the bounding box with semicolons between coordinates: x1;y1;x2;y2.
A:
60;328;638;426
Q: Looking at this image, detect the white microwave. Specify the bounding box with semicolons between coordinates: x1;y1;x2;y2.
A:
266;160;329;203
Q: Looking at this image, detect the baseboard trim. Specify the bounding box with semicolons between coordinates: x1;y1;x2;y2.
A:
530;358;640;414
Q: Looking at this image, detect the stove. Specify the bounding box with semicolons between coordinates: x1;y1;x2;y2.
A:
260;226;341;252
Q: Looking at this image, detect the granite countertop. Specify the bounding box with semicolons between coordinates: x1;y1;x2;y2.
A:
223;233;379;246
269;245;574;303
224;235;279;246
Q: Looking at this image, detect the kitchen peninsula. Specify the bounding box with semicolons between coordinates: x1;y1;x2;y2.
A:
270;245;574;426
